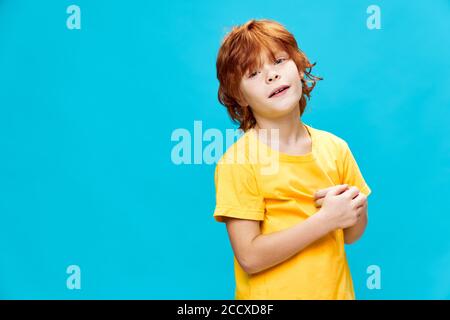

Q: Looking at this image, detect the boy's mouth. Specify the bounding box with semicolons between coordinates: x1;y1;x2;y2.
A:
268;85;290;98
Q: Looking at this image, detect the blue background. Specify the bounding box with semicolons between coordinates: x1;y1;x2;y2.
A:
0;0;449;299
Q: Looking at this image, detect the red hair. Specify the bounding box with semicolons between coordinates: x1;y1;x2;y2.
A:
216;19;323;132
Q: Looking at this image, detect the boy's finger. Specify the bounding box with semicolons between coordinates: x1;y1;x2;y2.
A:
314;184;348;199
314;198;324;208
314;188;330;199
325;184;349;197
352;192;367;208
342;186;360;199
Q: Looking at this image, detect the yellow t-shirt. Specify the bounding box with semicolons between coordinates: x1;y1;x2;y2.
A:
213;123;372;300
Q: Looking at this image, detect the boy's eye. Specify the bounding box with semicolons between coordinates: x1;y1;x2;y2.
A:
247;58;286;78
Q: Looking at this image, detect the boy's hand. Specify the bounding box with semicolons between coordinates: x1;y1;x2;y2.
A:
316;185;367;231
314;184;349;208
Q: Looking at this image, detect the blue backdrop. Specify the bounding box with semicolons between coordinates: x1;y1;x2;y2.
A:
0;0;449;299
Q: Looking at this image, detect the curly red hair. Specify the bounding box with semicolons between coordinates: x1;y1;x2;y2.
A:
216;19;323;132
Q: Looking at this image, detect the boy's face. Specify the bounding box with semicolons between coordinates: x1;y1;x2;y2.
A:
238;48;304;119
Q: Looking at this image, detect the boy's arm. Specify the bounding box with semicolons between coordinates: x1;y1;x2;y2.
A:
343;201;368;244
225;184;357;275
225;209;332;275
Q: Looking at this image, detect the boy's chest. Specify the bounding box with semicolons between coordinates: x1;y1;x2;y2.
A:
256;157;341;200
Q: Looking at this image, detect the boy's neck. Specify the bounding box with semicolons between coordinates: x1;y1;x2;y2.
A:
253;107;308;146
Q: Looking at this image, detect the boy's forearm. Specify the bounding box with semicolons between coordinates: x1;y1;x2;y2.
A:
343;207;368;244
246;210;331;274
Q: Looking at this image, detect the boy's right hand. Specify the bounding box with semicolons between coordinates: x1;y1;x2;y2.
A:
317;184;366;232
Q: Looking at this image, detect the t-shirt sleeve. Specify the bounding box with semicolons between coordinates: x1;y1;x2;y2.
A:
213;159;265;223
339;140;372;197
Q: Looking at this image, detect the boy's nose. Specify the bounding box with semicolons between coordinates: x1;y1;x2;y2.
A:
267;73;280;83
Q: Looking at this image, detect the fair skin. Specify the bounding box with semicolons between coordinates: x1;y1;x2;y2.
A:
237;48;308;150
314;185;368;245
225;48;369;275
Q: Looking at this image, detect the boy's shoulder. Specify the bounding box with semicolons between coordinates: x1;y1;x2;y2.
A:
216;129;254;165
309;125;348;148
308;124;354;159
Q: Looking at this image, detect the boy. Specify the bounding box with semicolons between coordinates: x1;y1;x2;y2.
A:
213;19;371;299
